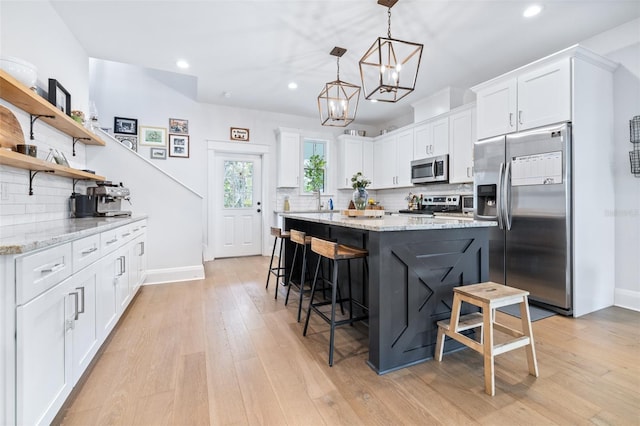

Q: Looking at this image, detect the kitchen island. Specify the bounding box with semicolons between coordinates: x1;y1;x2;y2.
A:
281;212;496;374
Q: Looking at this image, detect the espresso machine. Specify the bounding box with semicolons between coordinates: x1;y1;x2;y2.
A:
87;181;132;217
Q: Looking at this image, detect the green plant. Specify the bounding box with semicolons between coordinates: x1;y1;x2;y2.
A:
304;154;326;192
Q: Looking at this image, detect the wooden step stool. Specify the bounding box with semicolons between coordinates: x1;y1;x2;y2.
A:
434;282;539;396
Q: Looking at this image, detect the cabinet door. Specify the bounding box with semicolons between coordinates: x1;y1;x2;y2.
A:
337;136;363;189
115;246;131;313
413;123;429;159
373;135;396;188
430;117;450;157
395;129;414;187
96;251;119;340
70;266;99;383
130;235;146;295
276;131;300;187
449;107;476;183
16;280;73;426
517;59;571;131
362;140;373;187
476;79;517;139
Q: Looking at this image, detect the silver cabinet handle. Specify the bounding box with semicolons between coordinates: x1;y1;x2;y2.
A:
518;110;523;125
69;291;79;321
75;286;85;314
139;241;145;256
41;263;64;274
509;112;513;127
106;238;118;245
81;247;98;255
122;232;131;237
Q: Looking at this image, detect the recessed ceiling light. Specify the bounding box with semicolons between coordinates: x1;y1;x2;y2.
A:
523;4;542;18
176;60;189;69
288;82;298;90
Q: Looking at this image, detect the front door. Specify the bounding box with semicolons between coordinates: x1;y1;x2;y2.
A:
214;154;263;258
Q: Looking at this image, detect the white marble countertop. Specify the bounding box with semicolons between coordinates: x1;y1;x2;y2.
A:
280;212;496;232
0;215;148;255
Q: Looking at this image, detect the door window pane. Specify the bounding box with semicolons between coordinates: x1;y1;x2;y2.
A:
303;139;326;193
224;160;253;208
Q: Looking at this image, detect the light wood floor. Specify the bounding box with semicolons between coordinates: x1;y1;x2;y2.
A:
57;256;640;425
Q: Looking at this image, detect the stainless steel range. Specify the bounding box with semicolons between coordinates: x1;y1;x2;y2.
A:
399;195;464;216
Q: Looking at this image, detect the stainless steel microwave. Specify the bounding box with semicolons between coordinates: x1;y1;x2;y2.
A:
411;154;449;184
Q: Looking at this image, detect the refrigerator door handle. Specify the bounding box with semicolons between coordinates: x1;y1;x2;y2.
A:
497;161;505;229
504;160;513;231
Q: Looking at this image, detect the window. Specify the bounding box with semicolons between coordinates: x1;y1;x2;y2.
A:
303;139;327;193
223;160;254;208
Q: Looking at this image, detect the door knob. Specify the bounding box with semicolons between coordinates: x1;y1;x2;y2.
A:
257;208;261;213
257;201;261;206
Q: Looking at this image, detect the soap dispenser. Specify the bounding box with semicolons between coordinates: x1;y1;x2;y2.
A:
283;195;290;211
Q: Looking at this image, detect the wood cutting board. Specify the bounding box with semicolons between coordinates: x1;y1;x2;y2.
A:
0;105;25;149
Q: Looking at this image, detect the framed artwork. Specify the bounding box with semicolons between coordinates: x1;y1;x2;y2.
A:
47;79;71;116
115;134;138;151
169;134;189;158
139;126;167;146
230;127;249;141
150;148;167;160
169;118;189;134
114;117;138;135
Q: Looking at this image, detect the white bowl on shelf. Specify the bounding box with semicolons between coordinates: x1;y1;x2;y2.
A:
0;56;37;88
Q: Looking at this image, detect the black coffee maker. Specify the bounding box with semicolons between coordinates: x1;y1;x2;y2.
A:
69;193;95;218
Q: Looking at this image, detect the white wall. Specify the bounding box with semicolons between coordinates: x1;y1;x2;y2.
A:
582;18;640;310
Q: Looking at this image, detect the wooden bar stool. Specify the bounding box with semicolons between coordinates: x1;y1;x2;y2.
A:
434;281;539;396
265;227;290;299
303;237;368;366
285;229;313;322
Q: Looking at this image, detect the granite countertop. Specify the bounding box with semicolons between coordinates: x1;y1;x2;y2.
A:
280;212;497;232
0;215;148;255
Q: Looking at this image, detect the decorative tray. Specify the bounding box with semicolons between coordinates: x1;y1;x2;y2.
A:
341;209;385;217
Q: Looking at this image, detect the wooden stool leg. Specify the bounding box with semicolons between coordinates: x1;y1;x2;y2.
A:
303;257;322;337
328;260;339;367
435;326;445;362
482;301;495;396
285;244;299;305
519;297;539;377
266;236;277;290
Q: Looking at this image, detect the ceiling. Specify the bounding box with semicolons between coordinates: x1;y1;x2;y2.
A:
50;0;640;126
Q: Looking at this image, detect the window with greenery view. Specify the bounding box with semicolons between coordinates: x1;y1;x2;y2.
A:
303;139;326;193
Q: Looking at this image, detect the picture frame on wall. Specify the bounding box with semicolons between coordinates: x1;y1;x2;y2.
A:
47;79;71;116
115;134;138;151
230;127;249;141
169;134;189;158
150;147;167;160
169;118;189;134
139;126;167;146
113;117;138;135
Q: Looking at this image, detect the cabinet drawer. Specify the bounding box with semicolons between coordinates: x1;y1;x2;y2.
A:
16;243;72;305
101;229;122;254
130;220;147;238
72;234;101;273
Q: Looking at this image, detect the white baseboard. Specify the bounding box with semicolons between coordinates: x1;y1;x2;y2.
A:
143;265;205;285
614;288;640;312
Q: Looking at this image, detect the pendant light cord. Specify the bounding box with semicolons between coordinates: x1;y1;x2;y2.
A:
387;7;392;38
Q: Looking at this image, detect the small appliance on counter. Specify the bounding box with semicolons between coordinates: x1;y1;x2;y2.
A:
87;181;132;217
69;193;95;218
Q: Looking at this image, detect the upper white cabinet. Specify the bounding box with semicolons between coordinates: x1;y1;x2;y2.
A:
414;117;449;159
276;128;300;187
336;135;373;189
449;105;476;183
474;58;571;140
372;130;413;189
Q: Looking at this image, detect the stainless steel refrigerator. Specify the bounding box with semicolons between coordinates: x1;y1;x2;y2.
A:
474;122;572;314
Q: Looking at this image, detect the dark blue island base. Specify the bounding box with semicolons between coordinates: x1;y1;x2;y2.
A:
284;217;490;374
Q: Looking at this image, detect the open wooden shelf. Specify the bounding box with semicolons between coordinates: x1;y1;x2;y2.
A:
0;70;106;147
0;149;105;181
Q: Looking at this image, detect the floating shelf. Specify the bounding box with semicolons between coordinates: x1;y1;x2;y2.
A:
0;70;106;147
0;149;105;181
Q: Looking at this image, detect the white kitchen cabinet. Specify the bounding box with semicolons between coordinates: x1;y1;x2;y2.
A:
475;58;570;140
70;266;99;383
336;135;374;189
130;235;147;295
448;105;476;183
413;117;449;159
96;249;119;340
276;128;301;187
373;131;413;189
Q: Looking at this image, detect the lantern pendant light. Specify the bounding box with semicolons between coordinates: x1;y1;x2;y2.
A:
359;0;423;102
317;47;361;127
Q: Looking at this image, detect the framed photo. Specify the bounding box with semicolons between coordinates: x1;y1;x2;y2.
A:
47;79;71;116
230;127;249;141
169;118;189;134
139;126;167;146
169;134;189;158
115;134;138;151
150;148;167;160
114;117;138;135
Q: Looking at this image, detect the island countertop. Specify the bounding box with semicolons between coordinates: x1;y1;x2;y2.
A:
279;211;496;232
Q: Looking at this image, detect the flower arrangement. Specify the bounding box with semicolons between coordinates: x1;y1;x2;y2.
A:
351;171;371;190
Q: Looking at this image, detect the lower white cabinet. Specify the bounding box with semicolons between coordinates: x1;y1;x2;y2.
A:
11;218;147;425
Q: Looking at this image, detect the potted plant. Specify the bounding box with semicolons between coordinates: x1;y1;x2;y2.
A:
351;171;371;210
304;154;326;210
